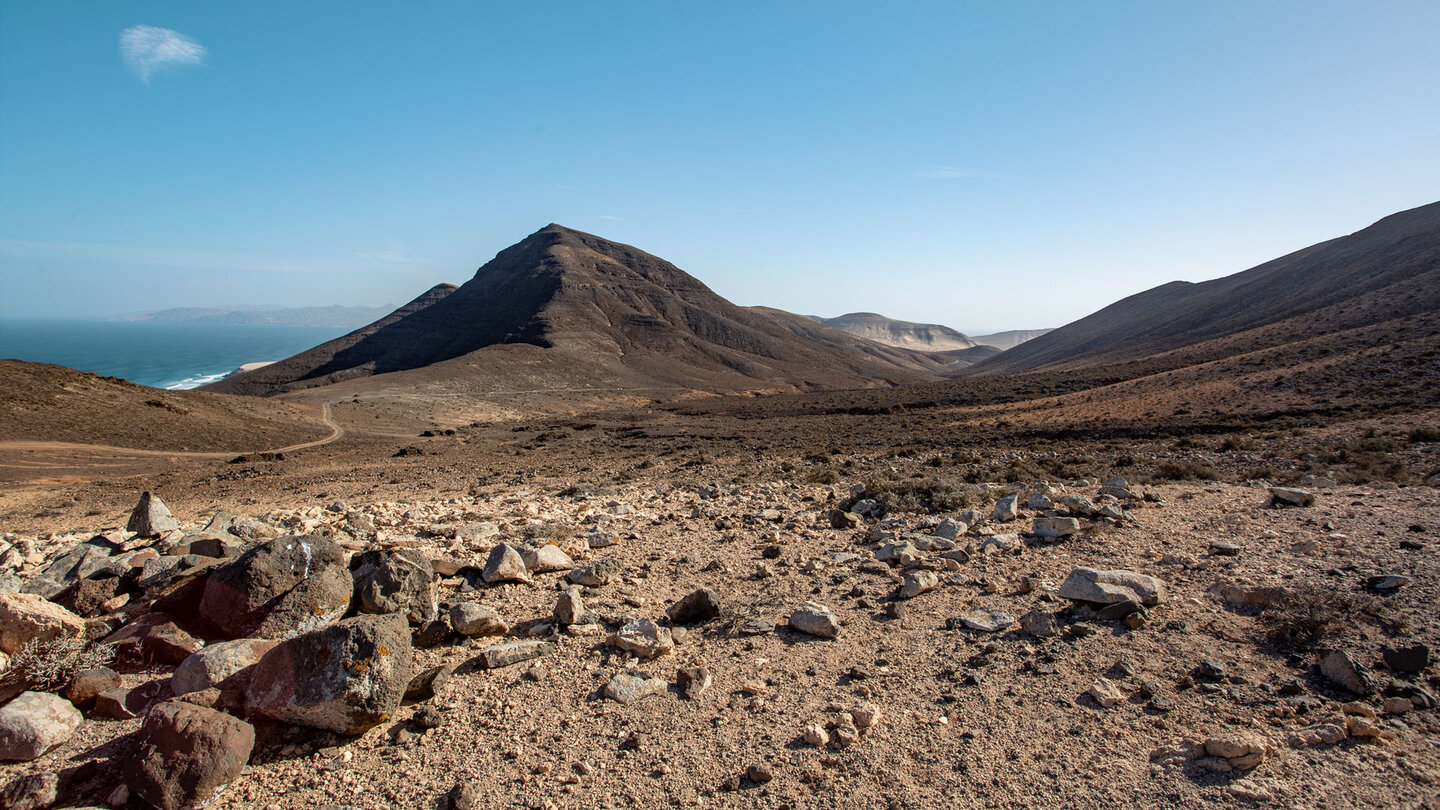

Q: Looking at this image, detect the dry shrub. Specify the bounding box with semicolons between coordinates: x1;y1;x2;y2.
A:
1261;584;1380;649
9;635;115;690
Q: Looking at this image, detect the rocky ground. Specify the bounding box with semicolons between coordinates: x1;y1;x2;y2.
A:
1;458;1437;809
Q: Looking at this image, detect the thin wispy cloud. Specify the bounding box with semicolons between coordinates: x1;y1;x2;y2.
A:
916;165;983;180
119;25;207;83
596;215;622;221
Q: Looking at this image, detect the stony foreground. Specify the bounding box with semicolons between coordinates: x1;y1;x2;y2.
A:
0;475;1437;809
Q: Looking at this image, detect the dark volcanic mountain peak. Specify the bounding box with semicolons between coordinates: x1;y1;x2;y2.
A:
207;226;946;397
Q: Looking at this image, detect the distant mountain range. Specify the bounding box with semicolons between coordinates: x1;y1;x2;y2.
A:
118;305;397;328
973;200;1440;374
806;313;1051;353
207;225;952;398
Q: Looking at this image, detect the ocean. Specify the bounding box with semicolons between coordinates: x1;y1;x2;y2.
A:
0;319;350;390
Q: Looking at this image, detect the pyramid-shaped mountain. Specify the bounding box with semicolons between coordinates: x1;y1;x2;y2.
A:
207;225;948;397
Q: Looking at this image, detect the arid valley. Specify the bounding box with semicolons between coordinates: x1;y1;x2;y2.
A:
0;204;1438;810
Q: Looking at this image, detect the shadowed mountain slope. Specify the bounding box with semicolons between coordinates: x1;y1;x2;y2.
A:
208;226;947;397
973;201;1440;374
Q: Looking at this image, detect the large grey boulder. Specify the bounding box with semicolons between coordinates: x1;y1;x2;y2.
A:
246;613;413;735
1058;567;1165;606
125;702;254;810
127;491;180;538
0;691;82;761
351;549;437;624
171;638;277;696
200;535;353;640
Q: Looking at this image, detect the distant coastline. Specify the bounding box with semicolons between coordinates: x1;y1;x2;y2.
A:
0;318;344;390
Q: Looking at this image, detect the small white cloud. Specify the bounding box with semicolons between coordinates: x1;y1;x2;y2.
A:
357;249;432;265
119;25;206;83
597;215;622;221
916;165;981;180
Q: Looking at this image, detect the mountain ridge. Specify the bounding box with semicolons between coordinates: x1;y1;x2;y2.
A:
207;225;948;398
972;201;1440;374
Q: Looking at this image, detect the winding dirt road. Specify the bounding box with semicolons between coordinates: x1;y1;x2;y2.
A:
0;403;344;474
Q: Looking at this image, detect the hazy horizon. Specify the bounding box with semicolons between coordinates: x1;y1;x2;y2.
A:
2;2;1437;334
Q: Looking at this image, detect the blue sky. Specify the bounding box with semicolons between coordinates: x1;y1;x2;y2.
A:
1;1;1437;333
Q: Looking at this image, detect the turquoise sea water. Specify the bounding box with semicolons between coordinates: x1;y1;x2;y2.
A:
0;319;349;390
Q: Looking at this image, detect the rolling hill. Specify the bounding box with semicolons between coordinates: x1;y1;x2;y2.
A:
973;201;1440;374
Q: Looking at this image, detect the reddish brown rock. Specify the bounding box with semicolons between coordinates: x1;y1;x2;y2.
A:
126;701;255;810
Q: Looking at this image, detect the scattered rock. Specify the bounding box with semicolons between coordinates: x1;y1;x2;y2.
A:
1020;610;1058;638
1270;487;1315;507
126;491;180;538
604;671;667;704
481;544;533;584
1365;574;1410;592
992;493;1020;522
1032;516;1081;538
0;772;58;810
126;701;254;810
246;613;413;734
568;559;621;588
449;604;509;637
952;608;1015;633
60;665;122;708
405;662;456;702
472;640;554;670
1088;677;1125;708
897;570;938;599
802;724;830;747
746;763;774;784
612;619;674;659
1320;650;1375;695
665;588;721;625
553;587;596;626
1382;643;1429;673
788;602;840;638
676;667;712;699
520;544;574;573
1209;542;1241;556
102;611;204;667
1057;567;1165;606
0;691;82;761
